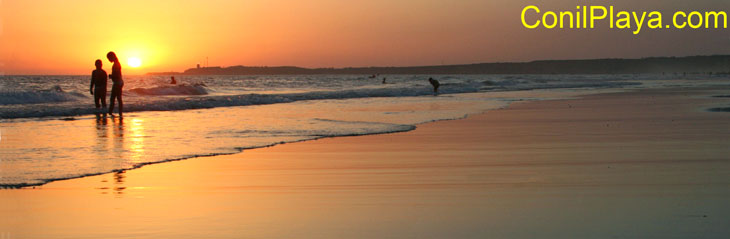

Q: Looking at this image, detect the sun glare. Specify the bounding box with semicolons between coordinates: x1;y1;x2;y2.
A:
128;57;142;68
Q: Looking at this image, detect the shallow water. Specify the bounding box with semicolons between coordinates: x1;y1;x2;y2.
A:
0;74;674;118
1;74;728;187
2;86;729;239
0;91;514;186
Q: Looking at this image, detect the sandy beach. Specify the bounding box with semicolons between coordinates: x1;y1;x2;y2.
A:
2;86;729;238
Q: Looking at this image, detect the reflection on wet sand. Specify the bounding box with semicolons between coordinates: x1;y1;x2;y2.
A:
95;170;126;196
110;118;126;197
128;118;145;163
2;87;729;238
108;117;146;164
113;171;126;195
2;91;519;187
92;116;127;196
111;117;125;166
93;116;110;155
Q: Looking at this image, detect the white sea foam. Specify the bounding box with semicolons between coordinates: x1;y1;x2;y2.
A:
0;89;85;105
0;74;646;119
128;84;209;96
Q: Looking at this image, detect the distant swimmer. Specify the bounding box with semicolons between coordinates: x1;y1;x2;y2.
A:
89;59;108;114
170;76;177;85
107;51;124;118
382;77;387;84
428;77;440;95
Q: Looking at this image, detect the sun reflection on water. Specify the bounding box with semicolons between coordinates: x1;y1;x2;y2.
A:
128;118;145;163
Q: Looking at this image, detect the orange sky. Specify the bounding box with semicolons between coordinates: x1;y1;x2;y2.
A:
0;0;728;75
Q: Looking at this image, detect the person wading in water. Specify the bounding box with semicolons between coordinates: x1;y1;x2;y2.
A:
107;51;124;118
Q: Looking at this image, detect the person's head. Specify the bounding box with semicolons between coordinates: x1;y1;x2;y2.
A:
106;51;118;62
94;59;102;69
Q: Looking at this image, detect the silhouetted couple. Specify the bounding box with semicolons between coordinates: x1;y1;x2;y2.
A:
89;51;124;117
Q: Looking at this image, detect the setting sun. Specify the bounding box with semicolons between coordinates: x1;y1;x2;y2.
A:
128;57;142;68
1;1;729;239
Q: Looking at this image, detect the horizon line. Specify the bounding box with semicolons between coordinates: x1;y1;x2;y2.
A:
147;54;730;74
1;54;728;76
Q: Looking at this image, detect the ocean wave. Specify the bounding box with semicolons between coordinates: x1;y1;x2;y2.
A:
128;84;209;96
482;81;642;91
0;86;86;105
0;79;643;119
0;82;481;119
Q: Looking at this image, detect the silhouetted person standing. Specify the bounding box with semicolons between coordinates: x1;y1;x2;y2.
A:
428;77;440;95
89;59;108;114
170;76;177;84
107;51;124;117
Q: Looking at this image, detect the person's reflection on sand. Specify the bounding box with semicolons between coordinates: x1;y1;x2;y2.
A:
111;117;124;138
94;115;110;154
93;116;111;195
95;114;108;126
111;117;125;194
94;118;128;196
113;170;126;195
111;117;124;159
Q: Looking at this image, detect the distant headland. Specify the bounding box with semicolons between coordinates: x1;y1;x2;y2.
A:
148;55;730;75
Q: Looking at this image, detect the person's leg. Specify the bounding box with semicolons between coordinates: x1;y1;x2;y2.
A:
93;94;101;116
94;94;101;109
117;89;123;117
108;87;116;114
101;90;107;108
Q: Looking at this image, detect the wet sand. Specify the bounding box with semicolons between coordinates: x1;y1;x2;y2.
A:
2;87;729;238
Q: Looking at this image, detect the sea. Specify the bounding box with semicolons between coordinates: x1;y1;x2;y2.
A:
0;74;727;187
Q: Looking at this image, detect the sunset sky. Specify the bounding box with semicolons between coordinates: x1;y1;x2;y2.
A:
0;0;728;75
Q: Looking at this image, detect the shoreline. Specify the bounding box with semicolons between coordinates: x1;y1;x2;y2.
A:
0;89;605;189
1;122;418;190
2;86;726;189
1;86;729;238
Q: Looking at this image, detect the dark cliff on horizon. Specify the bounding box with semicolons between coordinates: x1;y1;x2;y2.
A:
149;55;730;75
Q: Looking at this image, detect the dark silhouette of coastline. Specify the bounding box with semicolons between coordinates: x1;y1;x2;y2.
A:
148;55;730;75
